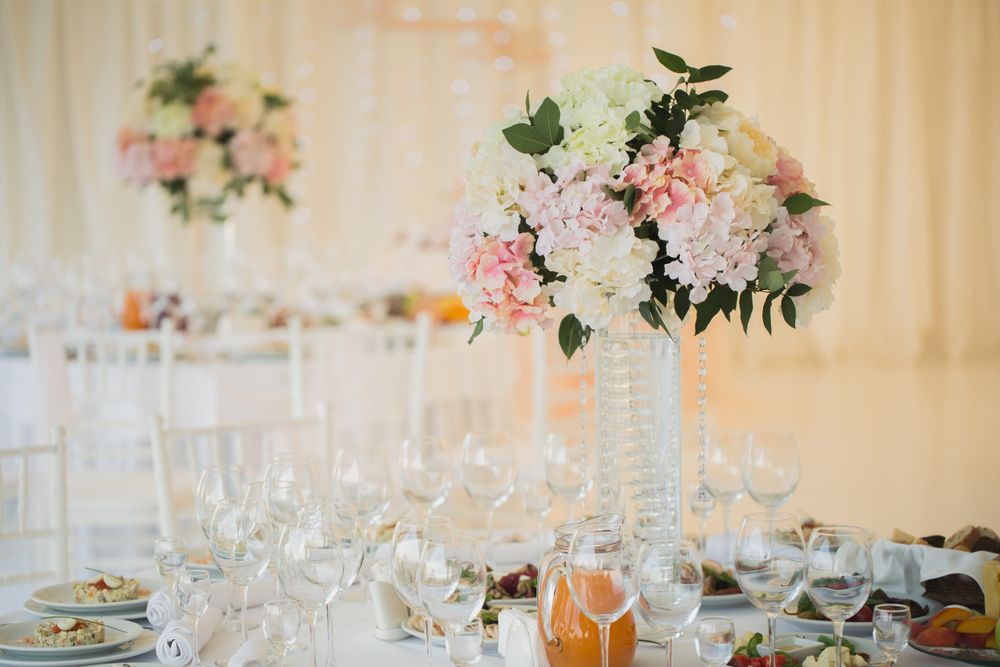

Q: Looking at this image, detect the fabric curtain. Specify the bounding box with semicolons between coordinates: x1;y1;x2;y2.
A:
2;0;998;363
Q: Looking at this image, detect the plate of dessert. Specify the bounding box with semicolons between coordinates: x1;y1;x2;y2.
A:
781;588;936;636
909;606;1000;664
30;573;155;613
0;618;143;659
701;560;748;607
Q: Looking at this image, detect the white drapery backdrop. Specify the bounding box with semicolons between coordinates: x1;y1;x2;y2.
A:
2;0;999;364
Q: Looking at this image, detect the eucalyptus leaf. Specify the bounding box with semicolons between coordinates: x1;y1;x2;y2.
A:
781;296;797;328
467;319;484;344
653;47;688;73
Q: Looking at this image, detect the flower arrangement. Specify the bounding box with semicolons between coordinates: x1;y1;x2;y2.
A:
449;48;839;358
116;45;298;222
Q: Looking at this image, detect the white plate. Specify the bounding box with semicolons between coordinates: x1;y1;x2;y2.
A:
760;633;886;663
0;620;143;659
700;592;749;607
0;630;157;667
401;616;499;651
485;597;537;608
780;596;939;636
21;600;147;622
29;580;157;614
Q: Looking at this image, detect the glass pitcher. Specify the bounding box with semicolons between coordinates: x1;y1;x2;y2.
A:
537;514;637;667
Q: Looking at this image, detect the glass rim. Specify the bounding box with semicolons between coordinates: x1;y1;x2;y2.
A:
810;524;867;535
872;603;911;613
741;511;798;523
179;568;211;579
698;615;735;622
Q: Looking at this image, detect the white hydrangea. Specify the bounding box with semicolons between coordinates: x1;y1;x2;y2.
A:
545;226;657;330
542;65;662;175
150;101;193;138
188;141;228;201
463;119;540;241
793;215;840;326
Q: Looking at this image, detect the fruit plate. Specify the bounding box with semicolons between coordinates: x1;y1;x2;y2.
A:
0;620;143;659
29;580;158;614
402;615;499;651
701;592;749;607
0;630;157;667
21;599;147;622
780;596;939;637
910;643;1000;665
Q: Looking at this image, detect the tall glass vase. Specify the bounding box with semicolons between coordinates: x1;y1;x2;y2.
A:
595;310;682;543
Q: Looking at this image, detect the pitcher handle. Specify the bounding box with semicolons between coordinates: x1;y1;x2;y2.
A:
539;560;566;649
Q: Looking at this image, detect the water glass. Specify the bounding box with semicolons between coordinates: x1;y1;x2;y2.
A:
873;603;911;667
636;539;703;667
263;600;301;667
806;526;873;667
519;480;552;550
705;432;746;562
399;436;452;515
445;618;484;667
734;512;805;667
154;536;188;615
419;532;487;625
742;432;799;511
461;432;516;567
209;498;272;641
543;433;592;521
176;569;212;667
695;616;736;667
266;454;322;504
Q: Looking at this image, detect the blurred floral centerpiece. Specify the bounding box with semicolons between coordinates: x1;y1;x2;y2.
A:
116;45;298;222
450;48;839;357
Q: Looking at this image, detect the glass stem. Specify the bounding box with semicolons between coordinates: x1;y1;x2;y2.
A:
833;619;845;667
698;517;707;554
238;584;249;641
423;616;433;667
306;609;319;667
767;613;778;667
486;510;495;568
598;622;611;667
665;636;673;667
325;603;336;667
722;504;732;564
192;616;201;667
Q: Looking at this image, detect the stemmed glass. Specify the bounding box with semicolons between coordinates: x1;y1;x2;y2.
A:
154;536;188;616
805;526;873;667
176;569;212;667
695;617;736;667
418;532;488;626
734;512;805;667
266;454;322;504
263;600;301;667
196;464;253;632
519;480;552;552
543;434;591;522
399;436;452;515
687;482;715;556
323;509;365;667
208;498;272;641
636;539;703;667
461;432;516;568
390;516;454;667
742;432;799;513
565;526;638;667
873;603;911;667
705;433;746;564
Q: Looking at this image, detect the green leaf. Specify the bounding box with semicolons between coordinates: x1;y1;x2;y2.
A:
625;110;641;131
532;97;564;146
638;301;659;331
761;269;785;293
467;319;484;344
782;269;799;283
783;192;831;215
781;296;797;328
502;123;551;154
674;287;691;321
694;290;722;335
524;90;531;117
762;293;779;334
558;314;587;359
699;89;729;104
786;283;812;297
687;65;732;83
739;289;753;334
622;184;638;214
653;48;688;73
718;287;738;321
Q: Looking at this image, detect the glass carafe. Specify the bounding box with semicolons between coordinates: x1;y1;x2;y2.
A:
537;514;637;667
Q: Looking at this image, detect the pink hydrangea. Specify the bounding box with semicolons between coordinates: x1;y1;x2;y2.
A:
151;137;197;181
266;148;293;185
230;129;273;177
191;88;236;138
768;148;813;200
619;138;718;223
116;128;156;185
518;161;630;256
766;207;827;286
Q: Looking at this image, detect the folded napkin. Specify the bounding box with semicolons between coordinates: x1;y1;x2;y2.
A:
228;637;271;667
146;589;175;631
498;608;541;667
872;539;995;595
147;576;274;630
156;607;224;666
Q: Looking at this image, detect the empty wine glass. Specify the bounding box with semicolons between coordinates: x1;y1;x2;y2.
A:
176;569;212;667
705;432;746;563
390;516;454;667
543;433;592;522
742;432;799;512
263;600;301;667
400;436;452;515
873;603;911;667
566;526;638;667
418;532;487;626
461;432;516;568
734;512;805;667
445;618;484;667
154;536;188;615
519;480;552;552
806;526;873;667
687;482;715;556
209;498;272;641
695;616;736;667
323;507;365;667
266;453;322;504
636;539;703;667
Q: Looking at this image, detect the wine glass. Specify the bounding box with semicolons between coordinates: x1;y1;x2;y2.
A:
176;569;212;667
263;600;300;667
543;433;591;522
445;618;484;667
695;616;736;667
399;435;452;515
873;603;911;667
323;508;365;667
209;498;272;641
705;432;746;563
196;464;253;631
154;536;188;616
519;479;552;552
266;454;322;503
565;526;638;667
734;512;805;667
636;539;703;667
805;526;873;667
418;532;487;626
742;432;799;512
687;482;715;556
461;432;516;568
390;516;454;667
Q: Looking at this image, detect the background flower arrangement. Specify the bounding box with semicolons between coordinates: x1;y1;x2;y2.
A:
116;45;298;222
449;48;840;358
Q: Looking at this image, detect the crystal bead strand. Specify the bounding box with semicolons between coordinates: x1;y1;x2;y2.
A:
689;335;716;553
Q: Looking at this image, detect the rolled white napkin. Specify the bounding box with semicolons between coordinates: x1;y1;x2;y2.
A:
148;575;274;629
872;539;995;595
146;589;175;631
156;607;224;666
228;637;271;667
498;608;541;667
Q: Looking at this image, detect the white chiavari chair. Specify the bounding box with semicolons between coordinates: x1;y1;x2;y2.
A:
0;427;68;587
150;406;329;538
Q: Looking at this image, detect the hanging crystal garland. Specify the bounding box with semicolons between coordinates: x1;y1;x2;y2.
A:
688;335;715;554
